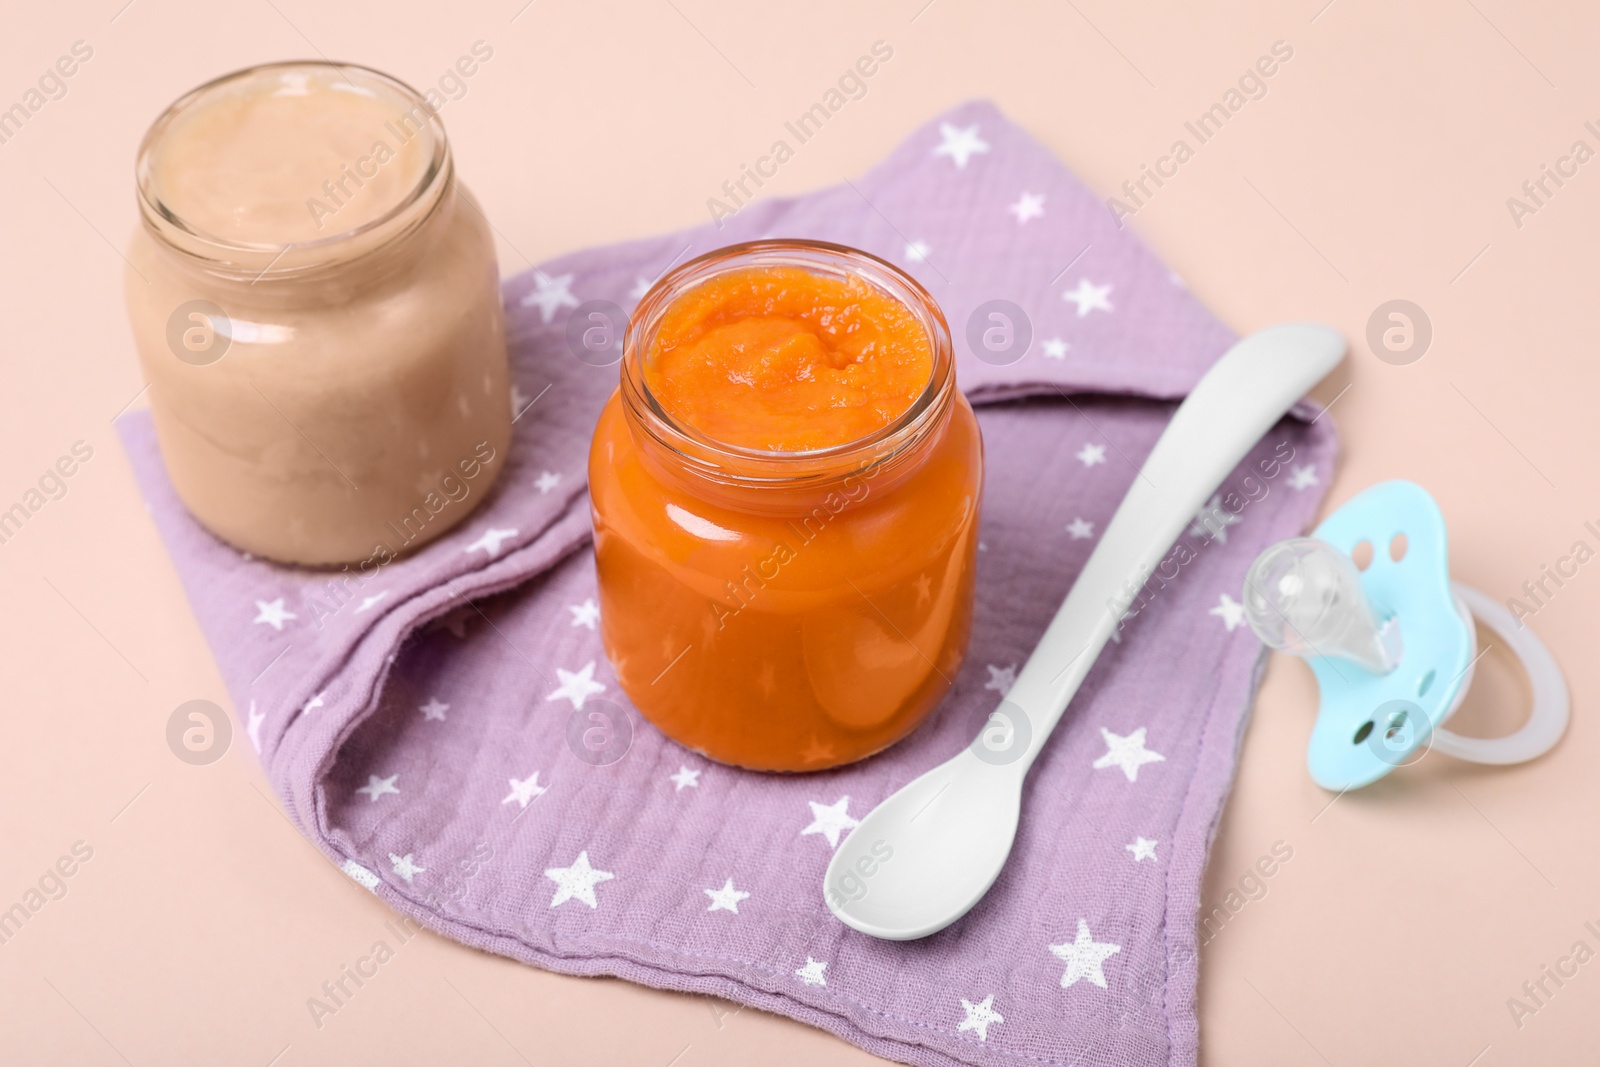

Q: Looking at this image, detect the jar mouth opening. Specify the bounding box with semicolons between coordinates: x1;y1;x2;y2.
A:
621;240;956;486
134;61;451;277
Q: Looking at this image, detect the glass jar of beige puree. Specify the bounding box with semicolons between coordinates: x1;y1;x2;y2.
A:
126;62;510;566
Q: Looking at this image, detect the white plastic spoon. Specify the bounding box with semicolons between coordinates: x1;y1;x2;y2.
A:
823;322;1345;940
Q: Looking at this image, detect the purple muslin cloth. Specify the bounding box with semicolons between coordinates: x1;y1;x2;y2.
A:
120;101;1336;1067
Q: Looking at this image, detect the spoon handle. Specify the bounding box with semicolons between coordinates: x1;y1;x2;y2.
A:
1003;323;1345;775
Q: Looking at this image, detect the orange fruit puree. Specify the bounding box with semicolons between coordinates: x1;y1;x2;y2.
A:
588;249;982;771
644;267;933;452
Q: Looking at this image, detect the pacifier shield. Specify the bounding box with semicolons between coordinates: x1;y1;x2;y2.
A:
1299;481;1472;790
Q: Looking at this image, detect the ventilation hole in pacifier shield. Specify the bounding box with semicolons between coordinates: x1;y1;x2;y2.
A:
1384;706;1409;741
1389;533;1408;562
1351;540;1374;571
1417;668;1436;697
1353;720;1374;744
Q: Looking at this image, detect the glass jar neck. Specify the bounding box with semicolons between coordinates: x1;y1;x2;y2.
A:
133;61;453;287
618;240;957;515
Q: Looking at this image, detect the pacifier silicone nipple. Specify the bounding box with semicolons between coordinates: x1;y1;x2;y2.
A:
1242;538;1399;674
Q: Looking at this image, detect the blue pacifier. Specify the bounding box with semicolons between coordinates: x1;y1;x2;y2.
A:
1243;480;1569;791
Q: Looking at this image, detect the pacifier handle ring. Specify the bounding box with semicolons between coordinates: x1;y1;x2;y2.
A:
1430;583;1570;765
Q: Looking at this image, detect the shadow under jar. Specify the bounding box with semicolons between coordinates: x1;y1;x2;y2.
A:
125;62;510;566
588;241;984;771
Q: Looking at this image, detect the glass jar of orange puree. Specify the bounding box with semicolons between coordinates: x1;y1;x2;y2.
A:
588;241;983;771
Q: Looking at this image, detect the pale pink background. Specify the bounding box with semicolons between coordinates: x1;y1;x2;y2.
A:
2;1;1596;1064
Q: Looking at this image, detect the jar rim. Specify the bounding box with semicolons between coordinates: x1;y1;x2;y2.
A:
134;61;452;279
620;239;956;490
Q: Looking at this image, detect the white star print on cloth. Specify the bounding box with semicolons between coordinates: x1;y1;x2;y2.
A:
519;272;579;323
984;663;1017;693
1008;191;1045;224
1062;278;1114;317
465;527;518;559
801;797;859;849
904;240;931;264
1288;464;1320;490
932;122;989;168
389;853;425;882
546;662;606;710
1210;593;1246;632
1076;443;1107;468
1066;518;1095;540
1126;837;1159;862
1041;337;1069;360
1049;919;1121;989
503;771;547;809
341;859;379;892
418;697;449;722
628;275;654;301
356;774;399;802
535;471;561;494
669;765;700;792
957;994;1004;1041
302;691;326;714
704;878;750;914
568;599;600;631
545;850;613;908
246;701;265;753
1190;494;1241;543
795;957;828;986
354;591;388;614
253;598;296;631
1092;727;1166;782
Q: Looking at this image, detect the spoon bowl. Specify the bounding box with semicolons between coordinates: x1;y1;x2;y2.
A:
825;750;1020;939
